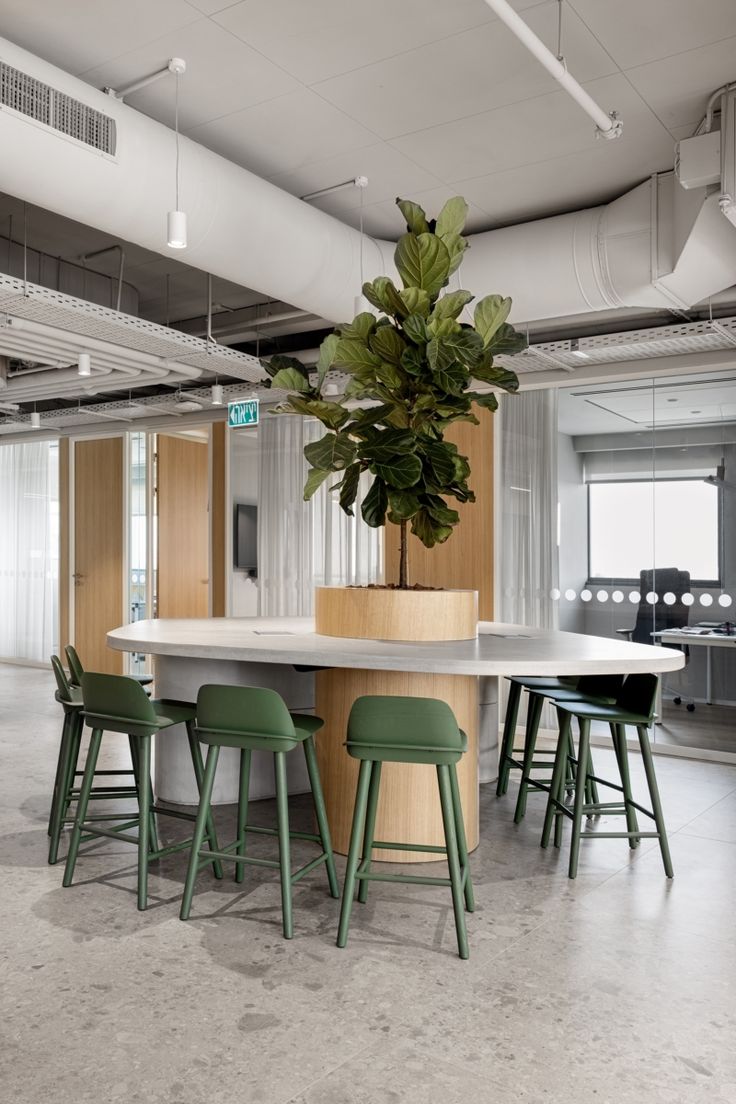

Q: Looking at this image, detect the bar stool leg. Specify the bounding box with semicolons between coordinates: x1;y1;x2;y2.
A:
302;735;339;899
612;724;640;848
541;711;570;849
497;680;522;796
274;751;293;940
437;764;469;960
357;761;382;904
235;748;251;885
136;735;152;911
129;734;158;855
449;762;474;912
180;744;220;920
568;720;590;878
337;759;373;949
63;728;102;887
637;725;674;878
48;717;73;864
514;691;544;823
186;721;223;880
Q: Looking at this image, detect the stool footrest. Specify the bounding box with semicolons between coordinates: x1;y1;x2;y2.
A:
150;804;197;823
74;769;136;777
356;860;470;890
196;841;330;884
579;830;661;840
69;787;138;799
372;839;447;854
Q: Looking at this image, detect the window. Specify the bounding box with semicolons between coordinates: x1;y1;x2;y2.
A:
588;479;720;584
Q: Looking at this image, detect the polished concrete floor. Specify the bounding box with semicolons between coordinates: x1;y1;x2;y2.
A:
2;663;736;1104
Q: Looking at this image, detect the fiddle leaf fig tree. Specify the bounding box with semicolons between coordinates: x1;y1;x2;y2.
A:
261;195;526;589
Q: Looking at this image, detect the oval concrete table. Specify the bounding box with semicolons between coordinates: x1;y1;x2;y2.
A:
108;617;683;861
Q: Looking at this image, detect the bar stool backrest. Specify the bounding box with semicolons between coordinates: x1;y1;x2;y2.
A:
81;672;159;736
348;695;462;750
196;684;296;741
50;654;75;704
615;673;659;721
65;644;85;687
576;674;625;699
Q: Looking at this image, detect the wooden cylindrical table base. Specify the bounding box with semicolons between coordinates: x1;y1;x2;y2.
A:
315;668;478;862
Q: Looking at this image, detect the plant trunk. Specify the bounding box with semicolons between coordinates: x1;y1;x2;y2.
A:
399;519;408;589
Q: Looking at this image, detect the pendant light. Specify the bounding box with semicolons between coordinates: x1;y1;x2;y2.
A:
78;352;92;376
211;382;224;406
167;59;187;249
30;409;40;429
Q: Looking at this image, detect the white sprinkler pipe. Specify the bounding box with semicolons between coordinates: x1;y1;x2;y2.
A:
482;0;623;139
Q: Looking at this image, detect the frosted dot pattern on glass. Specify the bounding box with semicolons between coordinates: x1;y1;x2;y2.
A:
552;589;733;609
629;591;641;603
581;589;592;602
719;594;733;607
550;588;560;600
700;594;714;606
646;591;658;605
596;589;608;602
663;592;675;605
612;590;624;603
564;588;576;601
682;594;695;606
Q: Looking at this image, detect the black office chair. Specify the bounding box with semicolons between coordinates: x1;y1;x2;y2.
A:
617;568;693;710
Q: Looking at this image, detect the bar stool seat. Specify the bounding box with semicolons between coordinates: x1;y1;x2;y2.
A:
541;673;673;879
47;656;140;865
62;673;223;910
496;676;579;797
336;695;475;960
65;643;153;692
179;685;339;940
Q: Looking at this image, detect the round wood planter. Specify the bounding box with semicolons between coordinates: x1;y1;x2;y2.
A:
314;585;478;642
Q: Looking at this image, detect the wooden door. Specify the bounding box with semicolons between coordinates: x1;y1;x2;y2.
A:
73;437;124;673
157;433;209;618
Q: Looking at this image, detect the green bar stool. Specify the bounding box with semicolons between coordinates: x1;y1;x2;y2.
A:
512;674;625;823
179;685;339;940
496;676;579;797
541;673;673;879
336;695;474;960
63;673;224;910
65;643;153;694
47;656;140;865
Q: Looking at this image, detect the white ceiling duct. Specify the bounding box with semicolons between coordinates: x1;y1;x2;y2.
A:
1;36;736;326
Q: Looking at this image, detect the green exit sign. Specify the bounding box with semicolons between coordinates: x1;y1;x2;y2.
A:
228;398;260;428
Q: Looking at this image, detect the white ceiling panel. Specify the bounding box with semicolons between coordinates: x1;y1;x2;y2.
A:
268;143;444;209
0;0;201;74
78;20;298;130
391;74;669;185
455;127;674;227
186;89;378;178
625;36;736;134
215;0;543;85
568;0;736;70
312;3;617;140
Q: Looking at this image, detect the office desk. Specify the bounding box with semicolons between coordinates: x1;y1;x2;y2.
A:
654;629;736;704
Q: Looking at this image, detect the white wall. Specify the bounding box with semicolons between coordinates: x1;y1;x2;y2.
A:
229;429;259;617
557;432;587;633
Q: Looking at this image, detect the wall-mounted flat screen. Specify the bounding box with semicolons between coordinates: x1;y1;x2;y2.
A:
234;503;257;574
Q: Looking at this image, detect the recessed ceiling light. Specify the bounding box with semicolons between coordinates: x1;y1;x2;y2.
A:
666;398;677;402
691;409;702;414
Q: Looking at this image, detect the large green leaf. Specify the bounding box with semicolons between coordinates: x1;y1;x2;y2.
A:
421;440;457;486
304;432;356;472
263;353;310;380
486;322;527;356
399;287;430;317
339;312;377;341
427;328;484;372
395;233;451;298
374;362;405;389
362;277;406;317
431;289;474;321
337;462;361;515
425;494;460;526
400;345;425;376
472;362;519;393
369;325;405;365
435;196;469;241
361;477;388;527
271;366;312;393
361;428;416;463
348;403;394;434
467;391;499;412
387;489;421;520
316;332;339;388
435;363;468;395
303;468;331;501
474;294;512;346
333;337;382;374
373;452;423;489
402;313;430;346
442;232;467;276
396;197;429;235
287;395;349;430
411;508;453;548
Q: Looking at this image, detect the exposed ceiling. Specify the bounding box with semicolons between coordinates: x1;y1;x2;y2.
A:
1;0;735;239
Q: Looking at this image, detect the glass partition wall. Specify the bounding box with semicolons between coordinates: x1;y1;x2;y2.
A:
500;368;736;760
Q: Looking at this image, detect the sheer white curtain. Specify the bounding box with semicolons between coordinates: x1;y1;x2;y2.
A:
499;390;559;630
258;416;383;616
0;441;59;661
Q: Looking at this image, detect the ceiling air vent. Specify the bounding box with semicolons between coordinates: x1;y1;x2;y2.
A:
0;60;116;155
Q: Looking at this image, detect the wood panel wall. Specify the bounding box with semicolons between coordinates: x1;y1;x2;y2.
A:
157;434;209;619
384;407;495;619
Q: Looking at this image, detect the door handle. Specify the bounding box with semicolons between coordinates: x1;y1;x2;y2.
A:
72;572;85;586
